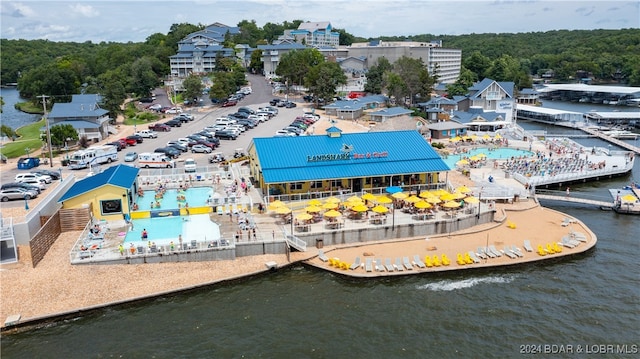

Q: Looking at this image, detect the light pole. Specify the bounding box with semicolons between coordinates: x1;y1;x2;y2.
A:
40;94;53;167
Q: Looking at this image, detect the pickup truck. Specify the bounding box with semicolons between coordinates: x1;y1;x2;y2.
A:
135;130;158;138
148;123;171;132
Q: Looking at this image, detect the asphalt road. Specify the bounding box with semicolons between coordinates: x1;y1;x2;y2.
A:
1;74;310;208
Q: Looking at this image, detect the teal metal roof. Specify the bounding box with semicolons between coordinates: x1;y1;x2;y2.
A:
59;164;139;202
253;130;450;184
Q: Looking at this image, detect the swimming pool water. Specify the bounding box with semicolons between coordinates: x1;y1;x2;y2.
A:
124;214;221;244
137;187;213;211
442;147;534;168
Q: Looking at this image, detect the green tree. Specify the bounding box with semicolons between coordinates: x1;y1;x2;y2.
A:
249;49;264;74
1;124;16;140
384;72;406;106
276;48;324;88
236;20;264;47
182;74;203;101
446;67;476;97
129;57;158;97
304;62;347;105
97;70;127;120
364;57;392;94
49;124;78;147
464;51;491;80
0;97;4;113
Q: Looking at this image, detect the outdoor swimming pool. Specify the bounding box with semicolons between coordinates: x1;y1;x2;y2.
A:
137;187;212;211
124;214;221;245
442;147;534;168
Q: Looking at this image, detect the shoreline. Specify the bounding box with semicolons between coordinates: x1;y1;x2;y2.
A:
1;199;596;333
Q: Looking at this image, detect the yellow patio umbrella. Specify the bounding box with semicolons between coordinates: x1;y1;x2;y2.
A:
323;202;338;210
494;133;502;139
434;188;449;196
456;185;472;193
440;193;456;201
275;206;292;214
307;199;322;206
414;200;432;209
471;134;478;141
305;205;322;213
469;155;480;161
425;196;442;204
361;192;377;201
342;200;363;208
324;209;342;218
450;136;461;142
405;195;422;203
351;204;369;212
346;195;361;202
476;153;487;158
442;201;461;209
296;213;313;221
621;194;637;202
375;195;393;204
456;159;469;166
371;205;389;213
462;135;470;141
450;192;466;200
464;196;480;204
325;196;341;203
392;192;407;200
419;191;433;198
482;134;491;140
268;201;285;211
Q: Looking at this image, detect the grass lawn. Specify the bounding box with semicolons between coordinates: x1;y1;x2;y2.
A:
0;119;46;158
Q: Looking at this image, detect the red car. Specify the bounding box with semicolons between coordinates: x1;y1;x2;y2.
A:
121;137;137;146
222;99;237;107
148;123;171;132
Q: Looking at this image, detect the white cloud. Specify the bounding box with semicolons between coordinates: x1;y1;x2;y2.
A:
69;3;99;18
4;2;36;18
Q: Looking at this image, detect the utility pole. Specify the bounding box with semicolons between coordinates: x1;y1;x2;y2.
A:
40;94;53;168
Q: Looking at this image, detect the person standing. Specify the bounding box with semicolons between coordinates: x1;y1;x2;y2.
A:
142;228;148;239
566;187;570;197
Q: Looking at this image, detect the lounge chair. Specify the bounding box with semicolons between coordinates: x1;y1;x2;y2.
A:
350;257;362;270
561;236;579;248
482;247;496;258
503;246;517;259
488;245;502;257
510;245;524;257
394;258;404;271
384;258;395;272
365;258;373;272
413;255;426;268
475;248;487;259
468;251;481;263
425;256;433;267
523;240;534;252
318;249;329;262
570;230;587;242
375;259;385;272
190;240;197;249
403;257;413;270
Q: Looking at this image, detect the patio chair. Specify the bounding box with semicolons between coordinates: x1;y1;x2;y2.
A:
365;258;373;272
413;255;426;268
403;257;413;270
318;249;329;262
384;258;394;272
349;257;362;270
523;240;534;252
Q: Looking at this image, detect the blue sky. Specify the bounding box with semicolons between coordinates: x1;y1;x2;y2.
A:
1;0;638;43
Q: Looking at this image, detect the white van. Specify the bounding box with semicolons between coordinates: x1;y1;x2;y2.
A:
184;158;197;173
215;118;236;126
138;152;175;168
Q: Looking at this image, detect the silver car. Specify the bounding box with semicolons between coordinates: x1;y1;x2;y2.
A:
0;188;39;202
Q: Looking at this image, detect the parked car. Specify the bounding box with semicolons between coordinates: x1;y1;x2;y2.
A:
148;123;171;132
164;119;182;127
166;141;189;152
230;112;249;119
148;104;162;111
269;98;281;106
191;144;213;154
106;141;125;151
176;113;195;121
33;169;61;180
215;130;238;140
1;182;42;194
184;158;197;173
127;134;143;144
121;137;137;146
135;130;158;138
16;178;46;190
195;140;217;149
15;172;51;184
0;188;39;202
274;130;297;137
154;147;181;159
165;107;183;114
124;152;138;162
222;99;237;107
285;101;297;108
238;107;256;115
175;115;190;123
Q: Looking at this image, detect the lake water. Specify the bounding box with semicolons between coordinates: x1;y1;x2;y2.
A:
0;88;40;131
1;97;639;357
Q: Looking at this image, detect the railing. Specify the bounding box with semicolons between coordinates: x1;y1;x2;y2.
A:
282;227;307;252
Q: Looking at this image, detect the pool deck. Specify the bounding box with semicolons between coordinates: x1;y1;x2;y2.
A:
0;135;606;331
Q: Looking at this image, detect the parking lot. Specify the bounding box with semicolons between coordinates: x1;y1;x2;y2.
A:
0;74;315;208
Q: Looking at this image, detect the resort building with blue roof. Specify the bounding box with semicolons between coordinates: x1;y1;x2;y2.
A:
59;164;140;221
47;94;111;142
247;128;450;196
